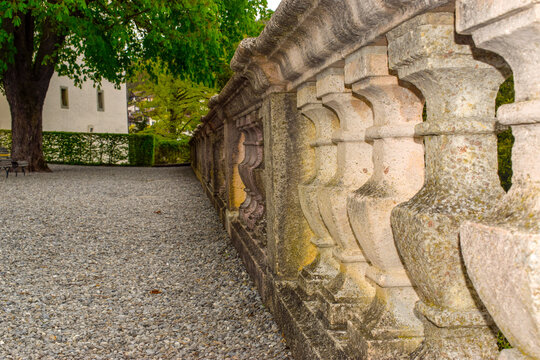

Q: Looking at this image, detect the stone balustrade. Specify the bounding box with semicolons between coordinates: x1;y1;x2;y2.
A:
190;0;539;359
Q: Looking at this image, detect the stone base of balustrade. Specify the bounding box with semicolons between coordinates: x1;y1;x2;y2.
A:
317;272;373;331
192;166;202;182
225;212;356;359
410;320;498;360
346;333;422;360
199;177;227;223
346;313;423;360
273;281;351;360
296;255;339;301
210;193;227;222
229;220;272;305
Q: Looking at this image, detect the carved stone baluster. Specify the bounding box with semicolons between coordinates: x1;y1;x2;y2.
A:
296;82;340;300
204;126;213;186
212;125;224;198
387;12;510;358
456;2;540;359
237;116;253;226
200;128;208;183
236;113;265;232
344;45;425;358
316;67;376;330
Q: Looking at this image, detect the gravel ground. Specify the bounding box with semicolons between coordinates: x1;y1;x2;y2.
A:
0;165;292;360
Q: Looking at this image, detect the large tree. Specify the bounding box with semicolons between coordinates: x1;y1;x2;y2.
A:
129;62;216;138
0;0;269;171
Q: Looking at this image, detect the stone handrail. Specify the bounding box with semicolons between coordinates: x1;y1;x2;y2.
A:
190;0;540;359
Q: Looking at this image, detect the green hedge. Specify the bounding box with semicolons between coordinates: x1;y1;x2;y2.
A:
128;134;155;166
43;131;130;165
0;130;190;166
154;137;191;165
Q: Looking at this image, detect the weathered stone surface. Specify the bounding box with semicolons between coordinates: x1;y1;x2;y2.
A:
296;83;340;300
499;349;536;360
229;0;451;93
457;1;540;359
315;67;376;330
345;45;425;359
388;12;508;359
236;112;265;232
224;119;245;213
262;92;315;281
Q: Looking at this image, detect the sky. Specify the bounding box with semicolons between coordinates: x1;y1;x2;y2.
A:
267;0;281;10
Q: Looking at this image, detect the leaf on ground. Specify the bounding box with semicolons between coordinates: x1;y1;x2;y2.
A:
149;289;162;294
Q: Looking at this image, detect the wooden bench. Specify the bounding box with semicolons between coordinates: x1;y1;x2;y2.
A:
0;147;28;178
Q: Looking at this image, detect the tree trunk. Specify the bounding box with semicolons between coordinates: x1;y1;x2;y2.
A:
1;12;64;172
4;71;53;172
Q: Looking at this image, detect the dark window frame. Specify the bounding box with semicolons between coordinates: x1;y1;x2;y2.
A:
97;89;105;112
60;87;69;109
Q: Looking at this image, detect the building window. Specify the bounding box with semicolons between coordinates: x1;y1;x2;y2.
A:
97;90;105;111
60;87;69;109
88;125;94;133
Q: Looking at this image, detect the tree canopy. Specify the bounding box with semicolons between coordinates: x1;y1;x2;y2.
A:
0;0;270;87
129;61;216;139
0;0;271;170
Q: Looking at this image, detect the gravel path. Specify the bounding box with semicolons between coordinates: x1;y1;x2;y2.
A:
0;165;292;360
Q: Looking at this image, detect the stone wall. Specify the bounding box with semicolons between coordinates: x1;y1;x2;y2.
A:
190;0;540;359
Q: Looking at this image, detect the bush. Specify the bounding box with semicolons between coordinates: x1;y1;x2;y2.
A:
154;136;191;165
0;130;191;166
0;129;12;151
128;134;156;166
43;132;130;165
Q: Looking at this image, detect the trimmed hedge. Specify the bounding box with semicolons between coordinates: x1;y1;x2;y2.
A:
0;130;190;166
154;137;191;165
129;134;155;166
43;131;130;165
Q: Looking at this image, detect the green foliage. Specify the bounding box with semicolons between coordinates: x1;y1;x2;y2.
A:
0;129;188;166
496;76;515;192
129;61;216;139
497;128;514;191
497;330;512;350
496;76;515;109
215;0;273;88
0;129;11;150
0;0;270;169
0;130;132;165
128;134;155;166
43;132;130;165
154;136;191;164
0;0;271;89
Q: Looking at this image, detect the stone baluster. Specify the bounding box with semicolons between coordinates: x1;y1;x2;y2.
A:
387;12;509;358
204;126;213;185
296;82;340;300
344;45;425;358
200;128;208;183
456;2;540;359
236;116;254;227
224;119;244;213
213;126;225;200
316;67;376;330
236;113;265;231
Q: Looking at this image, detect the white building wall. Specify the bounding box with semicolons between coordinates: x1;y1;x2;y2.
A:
0;73;128;133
